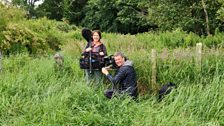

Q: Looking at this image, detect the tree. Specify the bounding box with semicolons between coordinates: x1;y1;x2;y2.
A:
81;0;153;34
149;0;221;35
217;0;224;30
115;0;153;34
63;0;88;25
35;0;64;20
201;0;210;35
32;0;224;34
12;0;40;18
81;0;118;32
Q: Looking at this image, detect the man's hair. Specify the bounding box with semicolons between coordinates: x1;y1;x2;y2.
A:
114;52;127;60
92;30;102;39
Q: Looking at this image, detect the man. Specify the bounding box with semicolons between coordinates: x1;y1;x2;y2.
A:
102;52;138;99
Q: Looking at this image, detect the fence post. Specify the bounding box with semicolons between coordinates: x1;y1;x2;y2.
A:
196;43;202;72
151;49;157;89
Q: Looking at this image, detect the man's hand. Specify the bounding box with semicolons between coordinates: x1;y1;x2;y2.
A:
104;66;112;70
102;67;109;75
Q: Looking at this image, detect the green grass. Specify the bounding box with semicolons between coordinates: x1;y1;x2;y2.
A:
0;48;224;125
1;6;224;125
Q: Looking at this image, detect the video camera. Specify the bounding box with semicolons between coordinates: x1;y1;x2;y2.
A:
80;53;117;69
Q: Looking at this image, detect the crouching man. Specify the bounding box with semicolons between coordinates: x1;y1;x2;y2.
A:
101;52;138;99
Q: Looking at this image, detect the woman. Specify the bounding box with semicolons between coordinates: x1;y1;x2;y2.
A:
84;30;107;86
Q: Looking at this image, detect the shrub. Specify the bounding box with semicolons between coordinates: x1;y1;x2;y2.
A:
1;23;47;55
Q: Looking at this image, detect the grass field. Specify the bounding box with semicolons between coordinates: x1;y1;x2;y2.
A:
1;33;224;125
1;5;224;125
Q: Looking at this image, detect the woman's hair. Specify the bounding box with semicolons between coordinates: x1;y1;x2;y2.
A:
92;30;102;39
114;52;128;61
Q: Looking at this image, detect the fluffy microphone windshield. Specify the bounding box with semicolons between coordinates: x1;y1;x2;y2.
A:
82;28;92;43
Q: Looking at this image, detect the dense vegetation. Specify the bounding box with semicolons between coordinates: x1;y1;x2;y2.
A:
1;39;224;125
0;3;224;126
6;0;224;35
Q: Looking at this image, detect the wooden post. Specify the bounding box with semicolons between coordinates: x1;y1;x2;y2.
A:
151;49;157;89
196;43;202;72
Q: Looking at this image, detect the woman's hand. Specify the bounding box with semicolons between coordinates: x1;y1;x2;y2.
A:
85;47;92;52
99;52;104;56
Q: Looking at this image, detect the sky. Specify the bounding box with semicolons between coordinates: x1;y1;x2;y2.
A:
0;0;44;6
35;0;44;6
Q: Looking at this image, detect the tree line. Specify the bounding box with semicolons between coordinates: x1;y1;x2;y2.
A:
5;0;224;35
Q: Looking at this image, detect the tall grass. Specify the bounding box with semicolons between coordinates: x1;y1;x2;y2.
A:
1;59;223;125
1;31;224;125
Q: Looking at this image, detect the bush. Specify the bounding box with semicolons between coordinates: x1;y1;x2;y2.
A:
56;21;78;32
0;4;26;49
0;4;26;31
1;23;47;55
0;16;78;55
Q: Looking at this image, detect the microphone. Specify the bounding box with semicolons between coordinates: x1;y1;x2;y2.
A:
81;28;92;43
